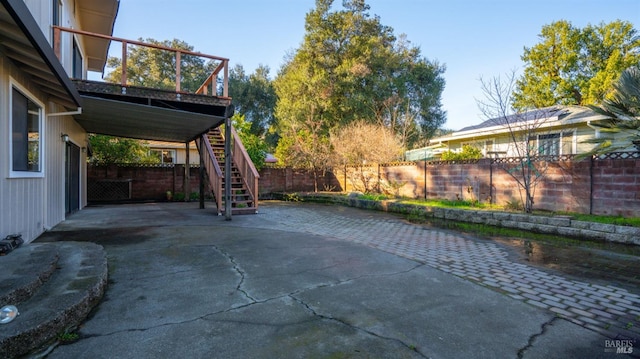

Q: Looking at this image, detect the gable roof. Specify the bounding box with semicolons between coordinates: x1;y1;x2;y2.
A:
429;106;591;144
457;107;568;133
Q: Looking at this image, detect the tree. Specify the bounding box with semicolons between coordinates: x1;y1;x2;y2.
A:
513;20;640;109
273;0;446;170
89;134;159;165
331;121;403;192
228;64;277;144
582;66;640;154
478;72;559;213
231;114;268;171
104;38;217;92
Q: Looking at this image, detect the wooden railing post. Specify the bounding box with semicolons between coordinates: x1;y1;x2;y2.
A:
53;27;61;60
175;51;181;92
121;41;128;86
223;60;229;97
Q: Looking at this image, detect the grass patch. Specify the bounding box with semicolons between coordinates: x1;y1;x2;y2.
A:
57;331;79;344
407;216;640;255
298;192;640;228
357;193;389;201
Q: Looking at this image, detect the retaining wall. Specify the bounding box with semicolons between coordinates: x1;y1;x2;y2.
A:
296;193;640;246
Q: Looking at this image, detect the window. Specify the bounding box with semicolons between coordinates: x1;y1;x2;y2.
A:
150;149;175;164
72;38;83;79
460;139;495;156
52;0;62;40
12;87;43;173
534;131;574;156
538;133;560;155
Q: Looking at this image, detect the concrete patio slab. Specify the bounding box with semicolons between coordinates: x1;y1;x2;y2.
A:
31;202;632;358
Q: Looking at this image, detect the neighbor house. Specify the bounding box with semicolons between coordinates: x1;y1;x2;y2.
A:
1;0;256;244
146;140;200;165
408;106;615;160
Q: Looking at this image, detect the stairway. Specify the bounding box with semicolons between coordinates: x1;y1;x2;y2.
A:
203;127;258;215
0;241;107;358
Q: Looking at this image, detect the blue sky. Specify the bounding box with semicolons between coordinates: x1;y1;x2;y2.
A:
108;0;639;131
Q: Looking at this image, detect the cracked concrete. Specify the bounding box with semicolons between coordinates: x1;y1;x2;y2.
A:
37;202;619;358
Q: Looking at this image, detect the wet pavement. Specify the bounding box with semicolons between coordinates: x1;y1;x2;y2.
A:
33;201;640;358
222;202;640;341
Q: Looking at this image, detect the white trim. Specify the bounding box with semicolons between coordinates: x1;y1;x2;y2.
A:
9;78;46;178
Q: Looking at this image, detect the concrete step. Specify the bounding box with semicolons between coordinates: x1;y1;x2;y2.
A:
0;242;108;358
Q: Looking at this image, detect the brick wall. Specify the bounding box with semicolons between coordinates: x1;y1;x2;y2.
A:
258;167;341;196
87;164;206;201
592;158;640;217
88;156;640;216
333;157;640;216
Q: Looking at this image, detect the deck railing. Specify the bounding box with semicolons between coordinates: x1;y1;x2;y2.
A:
52;26;229;97
198;134;223;214
230;126;260;211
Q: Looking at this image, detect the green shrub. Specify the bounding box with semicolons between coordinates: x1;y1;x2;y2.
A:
440;145;482;161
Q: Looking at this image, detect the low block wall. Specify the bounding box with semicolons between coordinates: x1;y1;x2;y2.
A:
295;193;640;246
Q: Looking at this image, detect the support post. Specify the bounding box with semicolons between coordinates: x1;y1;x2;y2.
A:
184;141;190;201
424;159;427;200
199;136;205;209
224;105;234;220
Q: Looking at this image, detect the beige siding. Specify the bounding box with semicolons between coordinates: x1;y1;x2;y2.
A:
24;0;80;77
0;55;48;243
45;104;88;229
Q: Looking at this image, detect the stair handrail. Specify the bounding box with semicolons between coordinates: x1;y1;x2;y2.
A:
230;126;260;211
200;133;223;213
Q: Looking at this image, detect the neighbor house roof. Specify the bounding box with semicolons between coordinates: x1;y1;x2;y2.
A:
429;106;597;144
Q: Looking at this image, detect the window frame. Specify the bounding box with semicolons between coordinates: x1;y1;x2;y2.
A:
10;79;46;178
149;149;176;165
72;36;83;79
460;138;495;157
532;130;576;156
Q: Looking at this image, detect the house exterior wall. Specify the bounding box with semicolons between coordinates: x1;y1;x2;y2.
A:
440;123;597;158
147;141;200;165
0;1;88;243
24;0;84;77
1;55;45;241
45;104;88;229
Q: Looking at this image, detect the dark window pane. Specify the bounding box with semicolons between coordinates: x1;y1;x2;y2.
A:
12;88;28;171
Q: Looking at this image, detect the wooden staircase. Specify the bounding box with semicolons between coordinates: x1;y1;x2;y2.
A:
198;126;259;215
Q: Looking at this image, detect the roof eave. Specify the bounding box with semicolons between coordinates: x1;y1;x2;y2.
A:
1;0;82;108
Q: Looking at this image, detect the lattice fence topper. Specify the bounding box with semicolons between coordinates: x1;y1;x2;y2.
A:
87;179;132;201
491;154;575;164
595;151;640;160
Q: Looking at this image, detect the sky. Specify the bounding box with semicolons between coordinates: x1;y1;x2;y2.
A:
106;0;639;131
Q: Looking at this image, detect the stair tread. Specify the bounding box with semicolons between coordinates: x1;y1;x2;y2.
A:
0;241;108;358
0;245;59;306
